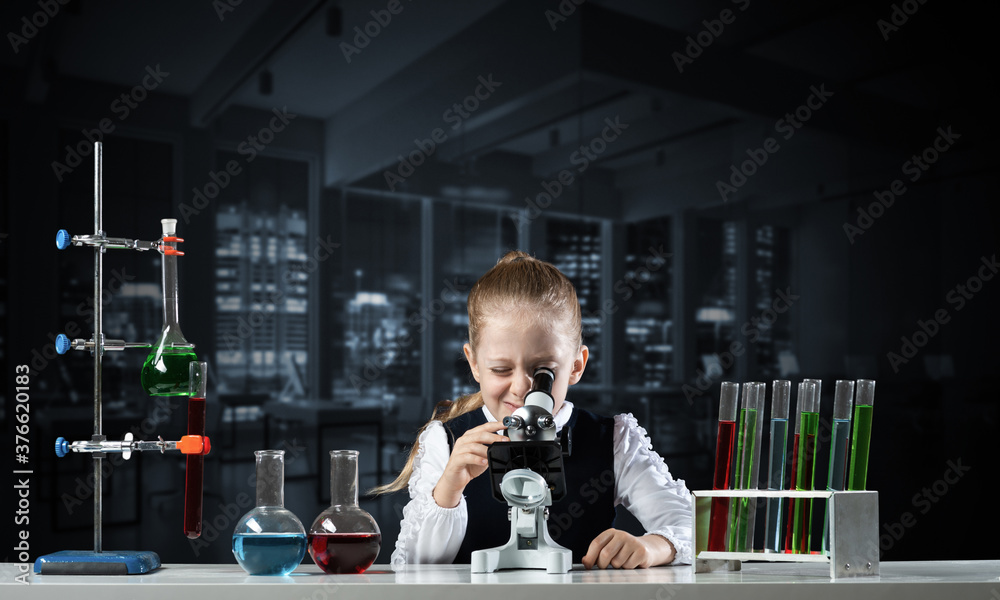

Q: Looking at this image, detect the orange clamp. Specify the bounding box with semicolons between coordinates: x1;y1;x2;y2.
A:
178;435;211;455
162;247;185;256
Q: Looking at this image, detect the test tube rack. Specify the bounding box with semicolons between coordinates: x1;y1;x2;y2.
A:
691;489;879;579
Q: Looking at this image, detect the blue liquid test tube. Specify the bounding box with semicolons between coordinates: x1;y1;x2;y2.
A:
822;379;854;554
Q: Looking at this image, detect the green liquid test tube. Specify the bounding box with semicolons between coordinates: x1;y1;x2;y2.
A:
764;380;790;553
728;381;763;552
745;381;766;550
821;380;854;554
790;380;820;554
848;379;876;490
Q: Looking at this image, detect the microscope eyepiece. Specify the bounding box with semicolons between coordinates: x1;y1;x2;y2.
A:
531;367;555;394
503;415;524;429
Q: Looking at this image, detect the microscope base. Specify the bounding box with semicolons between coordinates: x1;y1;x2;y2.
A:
471;546;571;574
471;504;572;574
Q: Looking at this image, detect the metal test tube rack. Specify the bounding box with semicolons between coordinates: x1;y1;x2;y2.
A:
692;489;880;579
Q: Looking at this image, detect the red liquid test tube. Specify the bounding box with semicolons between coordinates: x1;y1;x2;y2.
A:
184;361;208;539
707;382;739;552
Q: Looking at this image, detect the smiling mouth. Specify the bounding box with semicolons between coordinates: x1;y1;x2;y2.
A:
503;401;522;411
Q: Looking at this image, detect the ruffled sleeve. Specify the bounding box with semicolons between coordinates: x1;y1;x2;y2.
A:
613;413;694;565
390;421;468;569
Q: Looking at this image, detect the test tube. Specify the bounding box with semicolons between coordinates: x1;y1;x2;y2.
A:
764;380;790;553
745;381;766;549
821;379;854;554
728;381;763;552
707;382;739;552
183;361;208;539
847;379;876;490
783;381;806;552
790;380;821;554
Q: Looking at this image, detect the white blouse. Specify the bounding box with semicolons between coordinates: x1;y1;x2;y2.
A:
390;401;693;568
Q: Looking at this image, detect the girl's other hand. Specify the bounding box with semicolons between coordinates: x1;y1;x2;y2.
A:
582;529;676;569
432;421;509;508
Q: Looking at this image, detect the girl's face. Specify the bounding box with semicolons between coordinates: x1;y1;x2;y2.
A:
463;312;588;422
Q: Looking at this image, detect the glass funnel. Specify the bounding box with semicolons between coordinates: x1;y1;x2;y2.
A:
232;450;307;575
141;218;196;396
308;450;381;574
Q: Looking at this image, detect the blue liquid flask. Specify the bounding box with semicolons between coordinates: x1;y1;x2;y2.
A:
232;450;307;575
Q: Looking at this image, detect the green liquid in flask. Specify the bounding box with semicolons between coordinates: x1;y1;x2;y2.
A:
141;348;198;396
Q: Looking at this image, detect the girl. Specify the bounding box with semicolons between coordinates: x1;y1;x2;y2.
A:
374;251;692;569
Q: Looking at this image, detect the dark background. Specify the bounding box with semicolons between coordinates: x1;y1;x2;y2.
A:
1;0;997;568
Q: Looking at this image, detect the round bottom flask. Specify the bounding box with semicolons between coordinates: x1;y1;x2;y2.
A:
232;450;307;575
308;450;381;574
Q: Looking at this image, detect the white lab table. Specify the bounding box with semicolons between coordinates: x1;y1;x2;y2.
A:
3;561;998;600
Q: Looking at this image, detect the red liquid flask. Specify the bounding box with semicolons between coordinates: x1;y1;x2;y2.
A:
308;450;381;574
308;533;382;574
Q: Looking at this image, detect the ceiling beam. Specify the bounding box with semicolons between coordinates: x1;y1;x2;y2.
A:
577;3;937;151
189;0;329;127
324;0;580;187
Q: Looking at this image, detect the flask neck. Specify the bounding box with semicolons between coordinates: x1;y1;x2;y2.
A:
162;251;181;327
329;451;359;507
255;451;286;507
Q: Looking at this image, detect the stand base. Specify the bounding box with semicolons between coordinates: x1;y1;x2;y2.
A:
34;550;161;575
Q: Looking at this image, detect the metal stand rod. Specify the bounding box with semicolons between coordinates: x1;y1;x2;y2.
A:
93;142;104;554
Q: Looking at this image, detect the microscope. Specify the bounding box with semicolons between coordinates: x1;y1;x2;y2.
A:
470;367;573;574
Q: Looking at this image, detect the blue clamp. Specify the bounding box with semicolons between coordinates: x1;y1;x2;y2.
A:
55;334;71;355
55;438;69;457
56;229;71;250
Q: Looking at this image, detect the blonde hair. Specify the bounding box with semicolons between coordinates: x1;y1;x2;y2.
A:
370;250;582;495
